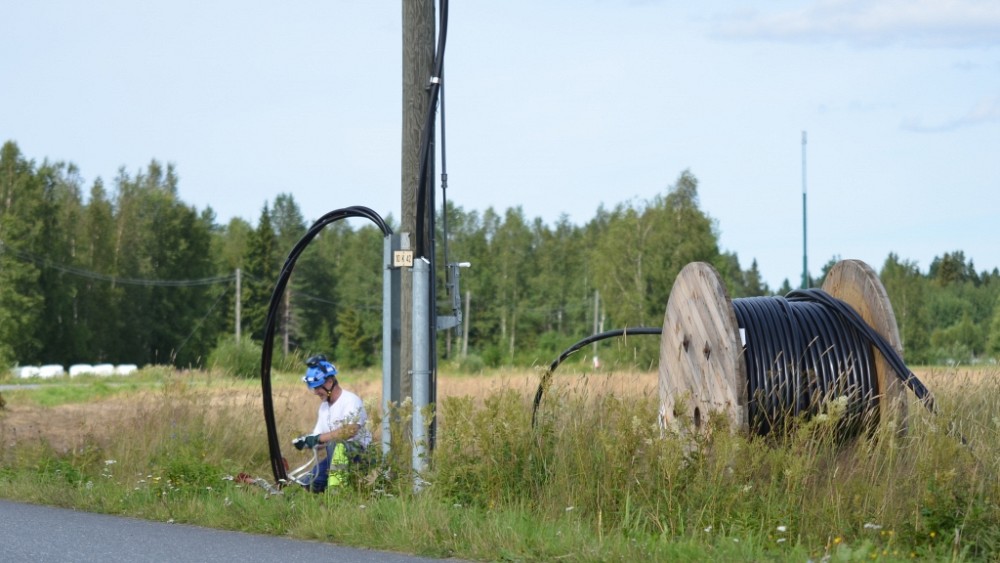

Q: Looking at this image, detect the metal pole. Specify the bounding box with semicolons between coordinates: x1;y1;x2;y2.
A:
382;237;394;456
802;131;808;289
411;257;431;489
462;290;470;358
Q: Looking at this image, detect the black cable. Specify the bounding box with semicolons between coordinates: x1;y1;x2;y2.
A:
439;74;449;275
530;327;663;428
259;206;391;485
733;295;882;437
787;289;934;410
416;0;449;449
414;0;449;259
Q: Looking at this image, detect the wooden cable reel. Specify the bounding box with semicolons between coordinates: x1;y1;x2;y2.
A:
658;259;908;435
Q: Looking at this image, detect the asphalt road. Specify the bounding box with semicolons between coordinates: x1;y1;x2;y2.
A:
0;500;457;562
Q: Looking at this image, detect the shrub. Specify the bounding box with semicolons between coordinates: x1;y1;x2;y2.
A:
208;337;303;378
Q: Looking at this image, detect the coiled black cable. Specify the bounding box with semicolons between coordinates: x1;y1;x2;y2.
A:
531;289;937;438
260;206;391;485
734;295;875;436
732;289;936;438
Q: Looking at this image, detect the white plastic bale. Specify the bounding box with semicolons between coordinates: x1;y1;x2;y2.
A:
69;364;95;377
38;364;65;378
15;366;41;379
115;364;139;376
92;363;115;376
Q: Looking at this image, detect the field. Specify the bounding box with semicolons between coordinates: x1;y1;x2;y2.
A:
1;365;999;561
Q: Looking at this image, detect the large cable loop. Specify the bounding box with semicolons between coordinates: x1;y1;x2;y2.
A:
260;206;392;485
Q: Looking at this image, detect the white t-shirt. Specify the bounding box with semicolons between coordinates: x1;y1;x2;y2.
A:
312;389;372;448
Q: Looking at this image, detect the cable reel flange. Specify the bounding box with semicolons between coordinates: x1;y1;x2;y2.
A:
659;261;747;434
821;259;908;431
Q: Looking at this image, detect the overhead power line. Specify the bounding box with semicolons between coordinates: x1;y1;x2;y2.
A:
0;241;236;287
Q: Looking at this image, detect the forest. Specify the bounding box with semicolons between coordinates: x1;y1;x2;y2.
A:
2;140;998;371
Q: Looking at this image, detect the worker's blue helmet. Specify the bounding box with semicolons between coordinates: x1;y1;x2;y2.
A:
303;355;337;388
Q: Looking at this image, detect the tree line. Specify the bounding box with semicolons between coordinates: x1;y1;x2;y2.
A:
2;140;997;371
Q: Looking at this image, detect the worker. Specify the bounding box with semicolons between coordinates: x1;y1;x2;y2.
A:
293;355;371;492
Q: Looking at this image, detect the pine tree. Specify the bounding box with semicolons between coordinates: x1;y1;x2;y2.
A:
0;142;44;365
244;204;278;341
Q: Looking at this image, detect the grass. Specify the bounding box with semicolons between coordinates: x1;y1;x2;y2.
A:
1;365;999;561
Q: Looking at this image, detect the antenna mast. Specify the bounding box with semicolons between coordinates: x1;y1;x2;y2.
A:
801;131;808;289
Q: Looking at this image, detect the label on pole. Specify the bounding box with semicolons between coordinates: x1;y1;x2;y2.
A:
394;250;414;268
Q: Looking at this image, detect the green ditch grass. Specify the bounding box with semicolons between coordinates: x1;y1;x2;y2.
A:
1;367;998;561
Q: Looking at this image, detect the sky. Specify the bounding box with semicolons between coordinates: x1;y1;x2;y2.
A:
2;1;998;289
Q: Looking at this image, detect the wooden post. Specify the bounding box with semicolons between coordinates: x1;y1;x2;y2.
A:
401;0;436;400
235;267;241;343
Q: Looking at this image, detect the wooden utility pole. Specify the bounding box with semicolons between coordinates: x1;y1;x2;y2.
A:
235;268;242;342
401;0;436;400
462;290;470;358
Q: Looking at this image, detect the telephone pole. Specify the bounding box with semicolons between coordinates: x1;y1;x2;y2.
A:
235;267;241;342
401;0;436;400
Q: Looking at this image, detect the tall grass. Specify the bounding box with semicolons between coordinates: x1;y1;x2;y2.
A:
1;367;998;561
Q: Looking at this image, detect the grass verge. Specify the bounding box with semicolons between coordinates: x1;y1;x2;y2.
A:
1;367;998;561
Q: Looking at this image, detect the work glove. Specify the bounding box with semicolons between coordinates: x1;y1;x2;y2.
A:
293;434;321;450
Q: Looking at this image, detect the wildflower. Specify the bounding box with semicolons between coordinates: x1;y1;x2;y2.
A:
704;526;713;533
358;504;367;509
777;525;787;533
565;506;575;512
777;538;786;544
930;531;937;538
864;522;882;530
833;537;842;545
104;459;117;466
